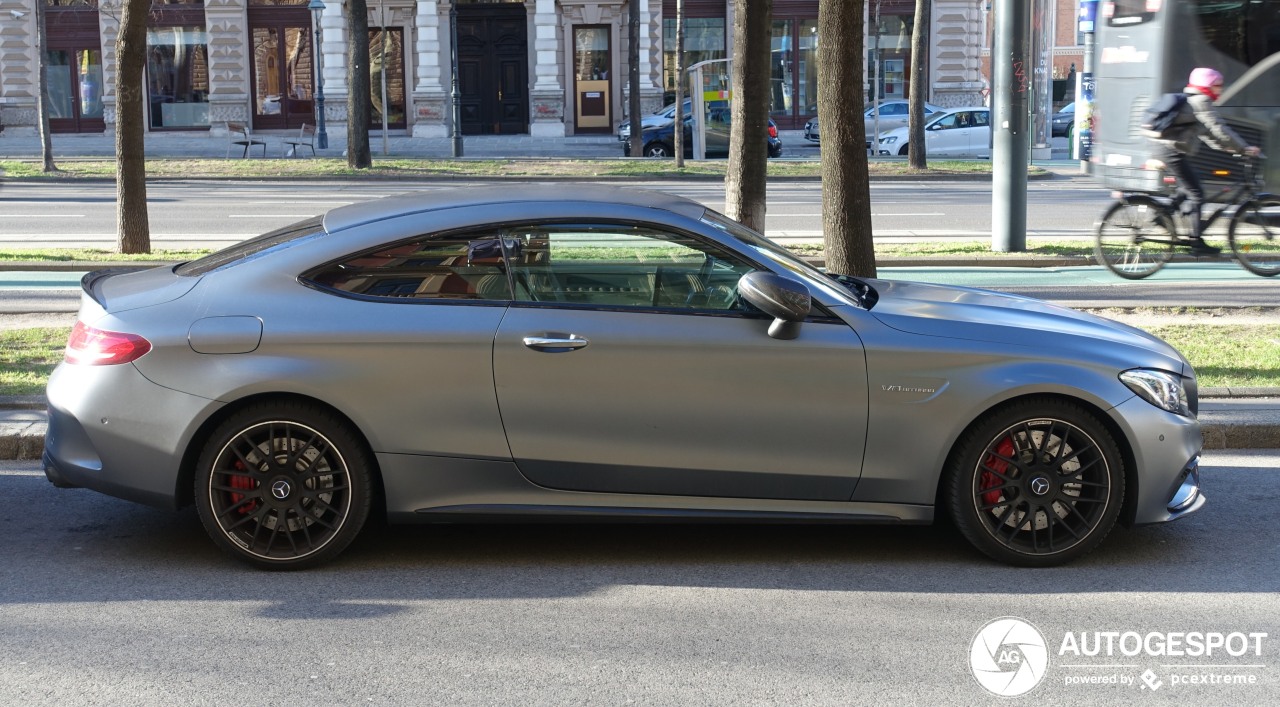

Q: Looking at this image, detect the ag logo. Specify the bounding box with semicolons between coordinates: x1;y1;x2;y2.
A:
970;617;1049;697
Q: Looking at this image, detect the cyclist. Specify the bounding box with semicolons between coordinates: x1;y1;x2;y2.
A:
1152;67;1264;256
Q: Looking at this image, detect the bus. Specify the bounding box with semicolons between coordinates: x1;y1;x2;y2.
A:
1091;0;1280;192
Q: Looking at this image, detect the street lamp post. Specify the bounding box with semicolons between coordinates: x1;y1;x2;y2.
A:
449;1;463;157
308;0;329;149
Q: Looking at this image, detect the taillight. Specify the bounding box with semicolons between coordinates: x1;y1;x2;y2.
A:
1145;0;1162;11
64;321;152;365
1101;2;1114;17
768;124;778;139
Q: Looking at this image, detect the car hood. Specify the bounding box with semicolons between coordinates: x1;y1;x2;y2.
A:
620;115;675;134
879;126;908;140
864;279;1187;373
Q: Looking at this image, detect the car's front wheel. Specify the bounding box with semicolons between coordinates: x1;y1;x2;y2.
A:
194;401;374;570
644;142;673;158
947;398;1125;566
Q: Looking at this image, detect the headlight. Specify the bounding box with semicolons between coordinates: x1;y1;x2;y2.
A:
879;136;898;145
1120;369;1192;417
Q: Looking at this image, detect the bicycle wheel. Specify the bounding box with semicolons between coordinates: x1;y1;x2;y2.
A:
1094;197;1176;279
1228;196;1280;277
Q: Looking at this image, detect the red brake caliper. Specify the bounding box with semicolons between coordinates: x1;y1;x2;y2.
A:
228;461;258;514
980;437;1015;506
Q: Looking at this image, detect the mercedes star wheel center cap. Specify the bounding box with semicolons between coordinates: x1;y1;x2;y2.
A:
1030;476;1050;496
272;480;292;500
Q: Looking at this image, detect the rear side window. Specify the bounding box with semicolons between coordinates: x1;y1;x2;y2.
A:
303;232;513;301
176;216;324;276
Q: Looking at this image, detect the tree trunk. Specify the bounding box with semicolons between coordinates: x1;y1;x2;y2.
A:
628;0;643;157
35;2;57;172
724;0;770;232
346;0;372;169
673;0;685;168
818;0;875;277
907;0;931;169
115;0;150;254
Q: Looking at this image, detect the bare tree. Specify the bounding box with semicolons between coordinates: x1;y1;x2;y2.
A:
907;0;930;169
35;1;57;172
724;0;770;232
115;0;151;254
628;0;643;157
346;0;372;168
818;0;875;277
673;0;685;168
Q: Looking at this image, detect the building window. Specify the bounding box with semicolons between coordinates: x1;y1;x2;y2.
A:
147;27;211;129
662;18;726;103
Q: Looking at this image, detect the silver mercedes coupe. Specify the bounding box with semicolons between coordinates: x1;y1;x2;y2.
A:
43;185;1204;569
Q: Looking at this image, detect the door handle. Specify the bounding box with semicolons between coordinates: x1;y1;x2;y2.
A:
523;336;589;352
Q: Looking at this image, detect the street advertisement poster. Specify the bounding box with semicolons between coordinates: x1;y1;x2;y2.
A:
1074;72;1095;160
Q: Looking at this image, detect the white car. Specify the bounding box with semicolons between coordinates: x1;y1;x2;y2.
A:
877;106;991;158
803;100;944;147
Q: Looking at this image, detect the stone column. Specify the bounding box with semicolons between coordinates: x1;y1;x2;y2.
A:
637;0;662;114
320;0;349;143
205;0;252;135
0;1;37;133
530;0;565;136
931;0;986;108
98;6;119;134
411;0;447;136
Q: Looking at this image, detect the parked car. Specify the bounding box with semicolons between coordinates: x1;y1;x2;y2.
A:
1052;102;1076;138
44;185;1204;570
625;111;783;158
803;100;944;147
617;99;729;142
877;106;992;158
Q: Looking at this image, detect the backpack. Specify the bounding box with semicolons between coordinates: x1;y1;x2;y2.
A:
1139;92;1190;139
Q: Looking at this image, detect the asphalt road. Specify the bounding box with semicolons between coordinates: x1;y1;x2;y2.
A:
0;178;1111;249
2;450;1278;705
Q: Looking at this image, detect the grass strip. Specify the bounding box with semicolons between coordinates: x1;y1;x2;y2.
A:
3;322;1274;397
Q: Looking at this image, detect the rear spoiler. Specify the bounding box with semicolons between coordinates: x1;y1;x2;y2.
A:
80;268;148;308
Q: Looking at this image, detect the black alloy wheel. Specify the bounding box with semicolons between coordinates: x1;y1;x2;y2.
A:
948;398;1125;566
195;402;373;569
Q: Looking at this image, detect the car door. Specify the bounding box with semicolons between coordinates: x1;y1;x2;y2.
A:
972;109;992;157
492;222;869;502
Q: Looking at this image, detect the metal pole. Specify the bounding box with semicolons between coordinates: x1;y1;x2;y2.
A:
313;8;329;149
991;0;1029;252
450;1;463;157
1076;0;1099;172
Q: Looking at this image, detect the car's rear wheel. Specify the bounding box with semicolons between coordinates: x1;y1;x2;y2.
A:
195;401;373;570
644;142;672;158
947;398;1125;566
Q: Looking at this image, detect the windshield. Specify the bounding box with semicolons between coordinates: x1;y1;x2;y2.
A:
699;211;866;309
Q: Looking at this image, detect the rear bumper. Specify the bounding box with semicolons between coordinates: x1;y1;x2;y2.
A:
43;361;221;510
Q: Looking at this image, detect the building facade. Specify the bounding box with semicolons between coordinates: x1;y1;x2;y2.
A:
0;0;1002;142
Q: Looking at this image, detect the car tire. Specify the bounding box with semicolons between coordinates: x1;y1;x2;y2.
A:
194;400;374;570
946;397;1125;567
898;145;910;157
644;142;672;158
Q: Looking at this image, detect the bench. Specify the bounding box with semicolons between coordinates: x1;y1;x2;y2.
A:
226;121;267;158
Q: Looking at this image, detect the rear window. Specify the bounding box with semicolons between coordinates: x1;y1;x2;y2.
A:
176;216;324;277
1105;0;1160;25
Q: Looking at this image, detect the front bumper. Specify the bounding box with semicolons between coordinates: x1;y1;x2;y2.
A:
1110;396;1206;526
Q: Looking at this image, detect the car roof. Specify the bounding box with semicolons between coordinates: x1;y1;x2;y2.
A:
322;184;709;234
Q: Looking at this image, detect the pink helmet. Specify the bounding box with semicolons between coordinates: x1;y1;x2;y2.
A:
1187;67;1224;99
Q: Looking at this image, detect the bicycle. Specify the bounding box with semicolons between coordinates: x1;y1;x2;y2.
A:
1094;156;1280;279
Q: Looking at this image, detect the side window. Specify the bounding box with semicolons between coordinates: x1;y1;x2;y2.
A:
933;113;958;130
304;233;513;301
885;103;906;116
505;224;756;312
974;110;990;127
956;112;972;128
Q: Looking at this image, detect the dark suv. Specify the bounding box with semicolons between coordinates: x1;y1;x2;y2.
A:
625;111;783;159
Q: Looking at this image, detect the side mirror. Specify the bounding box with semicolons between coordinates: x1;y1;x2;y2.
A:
738;272;811;340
